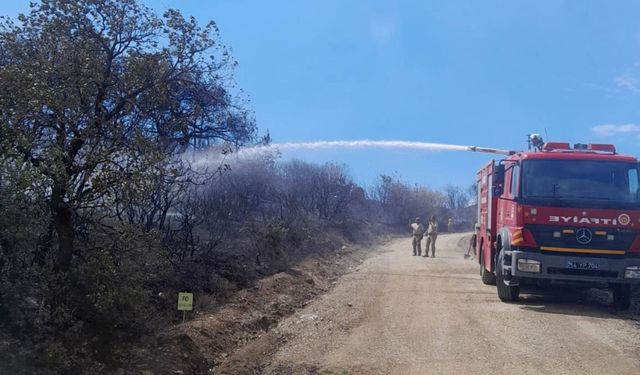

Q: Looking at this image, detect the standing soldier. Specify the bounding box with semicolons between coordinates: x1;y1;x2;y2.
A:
447;217;453;233
410;217;424;256
465;223;479;259
424;215;439;257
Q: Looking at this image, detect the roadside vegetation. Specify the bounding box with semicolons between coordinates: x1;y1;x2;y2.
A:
0;1;474;372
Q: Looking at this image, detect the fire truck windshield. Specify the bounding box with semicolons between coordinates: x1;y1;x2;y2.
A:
521;159;640;208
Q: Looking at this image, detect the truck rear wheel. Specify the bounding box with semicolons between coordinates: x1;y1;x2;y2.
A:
480;247;496;285
496;251;519;302
612;284;631;310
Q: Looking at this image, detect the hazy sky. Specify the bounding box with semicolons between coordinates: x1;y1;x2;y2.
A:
6;1;640;190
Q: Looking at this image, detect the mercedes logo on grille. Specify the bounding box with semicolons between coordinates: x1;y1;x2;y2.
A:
576;228;593;245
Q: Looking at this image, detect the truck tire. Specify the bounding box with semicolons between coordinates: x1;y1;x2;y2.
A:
496;251;519;302
480;248;496;285
612;284;631;310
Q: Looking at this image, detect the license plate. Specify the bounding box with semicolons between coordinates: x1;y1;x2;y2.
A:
567;261;599;270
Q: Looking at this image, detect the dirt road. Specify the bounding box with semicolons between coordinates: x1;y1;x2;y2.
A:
219;233;640;374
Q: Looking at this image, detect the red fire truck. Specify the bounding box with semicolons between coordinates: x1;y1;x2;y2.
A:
475;139;640;309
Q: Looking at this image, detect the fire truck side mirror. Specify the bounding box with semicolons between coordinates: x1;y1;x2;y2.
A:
492;164;505;196
493;164;505;184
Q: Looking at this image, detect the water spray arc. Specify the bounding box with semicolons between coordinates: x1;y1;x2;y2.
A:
270;140;517;156
191;140;518;169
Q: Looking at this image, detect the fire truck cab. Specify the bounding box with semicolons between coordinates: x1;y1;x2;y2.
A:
476;141;640;309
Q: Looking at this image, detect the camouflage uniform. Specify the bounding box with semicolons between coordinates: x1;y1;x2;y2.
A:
410;219;424;256
424;218;438;257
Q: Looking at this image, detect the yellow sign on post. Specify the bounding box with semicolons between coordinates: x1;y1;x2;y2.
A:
178;292;193;324
178;292;193;311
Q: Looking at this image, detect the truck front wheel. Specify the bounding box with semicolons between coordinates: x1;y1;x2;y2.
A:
612;284;631;310
496;251;520;302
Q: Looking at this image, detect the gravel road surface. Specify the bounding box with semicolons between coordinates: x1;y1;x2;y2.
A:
220;233;640;374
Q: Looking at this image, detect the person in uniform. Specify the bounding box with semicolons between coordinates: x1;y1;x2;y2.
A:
424;215;438;257
465;223;479;259
410;217;424;256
